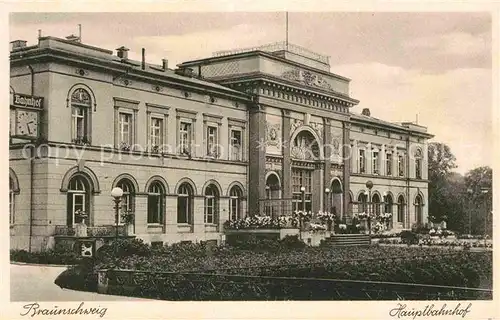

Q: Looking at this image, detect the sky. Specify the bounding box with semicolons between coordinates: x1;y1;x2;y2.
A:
9;12;493;174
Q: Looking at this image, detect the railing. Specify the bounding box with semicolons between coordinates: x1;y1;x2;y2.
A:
54;225;127;237
100;267;492;301
258;198;294;218
213;41;330;65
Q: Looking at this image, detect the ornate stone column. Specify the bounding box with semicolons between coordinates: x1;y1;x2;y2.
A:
323;118;332;213
282;110;292;199
342;121;351;218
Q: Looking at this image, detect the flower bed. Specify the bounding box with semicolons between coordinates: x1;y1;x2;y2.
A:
379;238;493;249
224;215;296;230
456;234;490;240
224;212;327;232
56;238;492;300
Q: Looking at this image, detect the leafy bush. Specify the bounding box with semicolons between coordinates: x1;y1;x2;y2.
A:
95;238;151;262
54;260;97;292
279;235;306;249
10;248;81;265
400;231;419;245
412;223;430;234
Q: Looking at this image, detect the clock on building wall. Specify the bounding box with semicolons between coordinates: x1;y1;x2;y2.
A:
16;110;39;137
10;93;44;139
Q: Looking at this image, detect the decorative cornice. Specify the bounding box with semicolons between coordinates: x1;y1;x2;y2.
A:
10;47;252;102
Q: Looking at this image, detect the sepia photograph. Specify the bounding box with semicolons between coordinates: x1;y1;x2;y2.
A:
4;5;497;319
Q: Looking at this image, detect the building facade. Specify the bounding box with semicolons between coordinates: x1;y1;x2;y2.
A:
9;36;433;252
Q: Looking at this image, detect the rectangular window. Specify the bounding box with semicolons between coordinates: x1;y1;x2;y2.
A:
177;196;189;223
372;151;379;175
291;169;312;212
359;149;366;173
72;194;85;225
147;194;162;224
398;154;405;177
229;198;240;220
119;113;132;146
204;197;216;224
179;122;191;154
207;126;218;156
71;107;87;141
230;130;242;161
386;153;392;176
150;117;163;149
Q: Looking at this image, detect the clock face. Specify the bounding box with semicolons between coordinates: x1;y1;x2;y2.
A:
16;110;38;137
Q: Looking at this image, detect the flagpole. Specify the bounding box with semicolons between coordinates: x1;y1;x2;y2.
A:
286;11;289;51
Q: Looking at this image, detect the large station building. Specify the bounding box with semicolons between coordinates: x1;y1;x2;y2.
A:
9;34;433;251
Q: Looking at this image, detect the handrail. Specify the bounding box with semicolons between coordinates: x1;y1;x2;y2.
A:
104;268;491;293
213;41;330;65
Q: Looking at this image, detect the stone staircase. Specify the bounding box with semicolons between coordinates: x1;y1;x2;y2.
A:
321;234;371;247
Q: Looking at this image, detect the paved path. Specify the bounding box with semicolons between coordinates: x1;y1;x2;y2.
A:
10;263;149;301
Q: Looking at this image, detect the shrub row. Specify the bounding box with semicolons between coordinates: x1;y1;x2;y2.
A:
10;249;81;265
103;251;492;300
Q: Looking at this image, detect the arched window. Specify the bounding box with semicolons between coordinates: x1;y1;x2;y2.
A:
71;88;92;144
415;195;423;225
204;185;219;224
147;181;164;224
397;195;405;223
229;186;243;220
291;130;320;161
266;173;281;216
372;194;381;215
177;183;193;224
358;193;367;213
9;177;16;225
330;179;343;216
384;194;393;214
67;175;90;226
117;179;135;224
415;149;423;179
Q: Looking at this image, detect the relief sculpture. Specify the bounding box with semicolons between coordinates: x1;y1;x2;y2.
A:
265;122;281;147
289;119;303;137
282;68;333;91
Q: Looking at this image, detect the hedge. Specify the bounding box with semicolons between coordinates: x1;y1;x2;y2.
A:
10;249;81;265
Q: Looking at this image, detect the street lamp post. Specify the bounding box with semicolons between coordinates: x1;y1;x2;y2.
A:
111;187;123;258
365;180;373;244
466;188;473;235
300;186;306;239
481;188;490;246
324;188;330;213
383;191;389;230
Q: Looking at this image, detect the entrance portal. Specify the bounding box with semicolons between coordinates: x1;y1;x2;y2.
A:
330;178;343;217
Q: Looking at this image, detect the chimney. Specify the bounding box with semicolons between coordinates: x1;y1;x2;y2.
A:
162;59;168;71
65;34;80;42
10;40;27;51
361;108;371;117
141;48;145;70
116;46;129;60
175;67;194;77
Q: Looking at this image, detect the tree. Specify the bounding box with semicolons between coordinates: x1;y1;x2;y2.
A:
428;143;457;179
427;143;464;229
464;166;492;235
428;141;492;235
